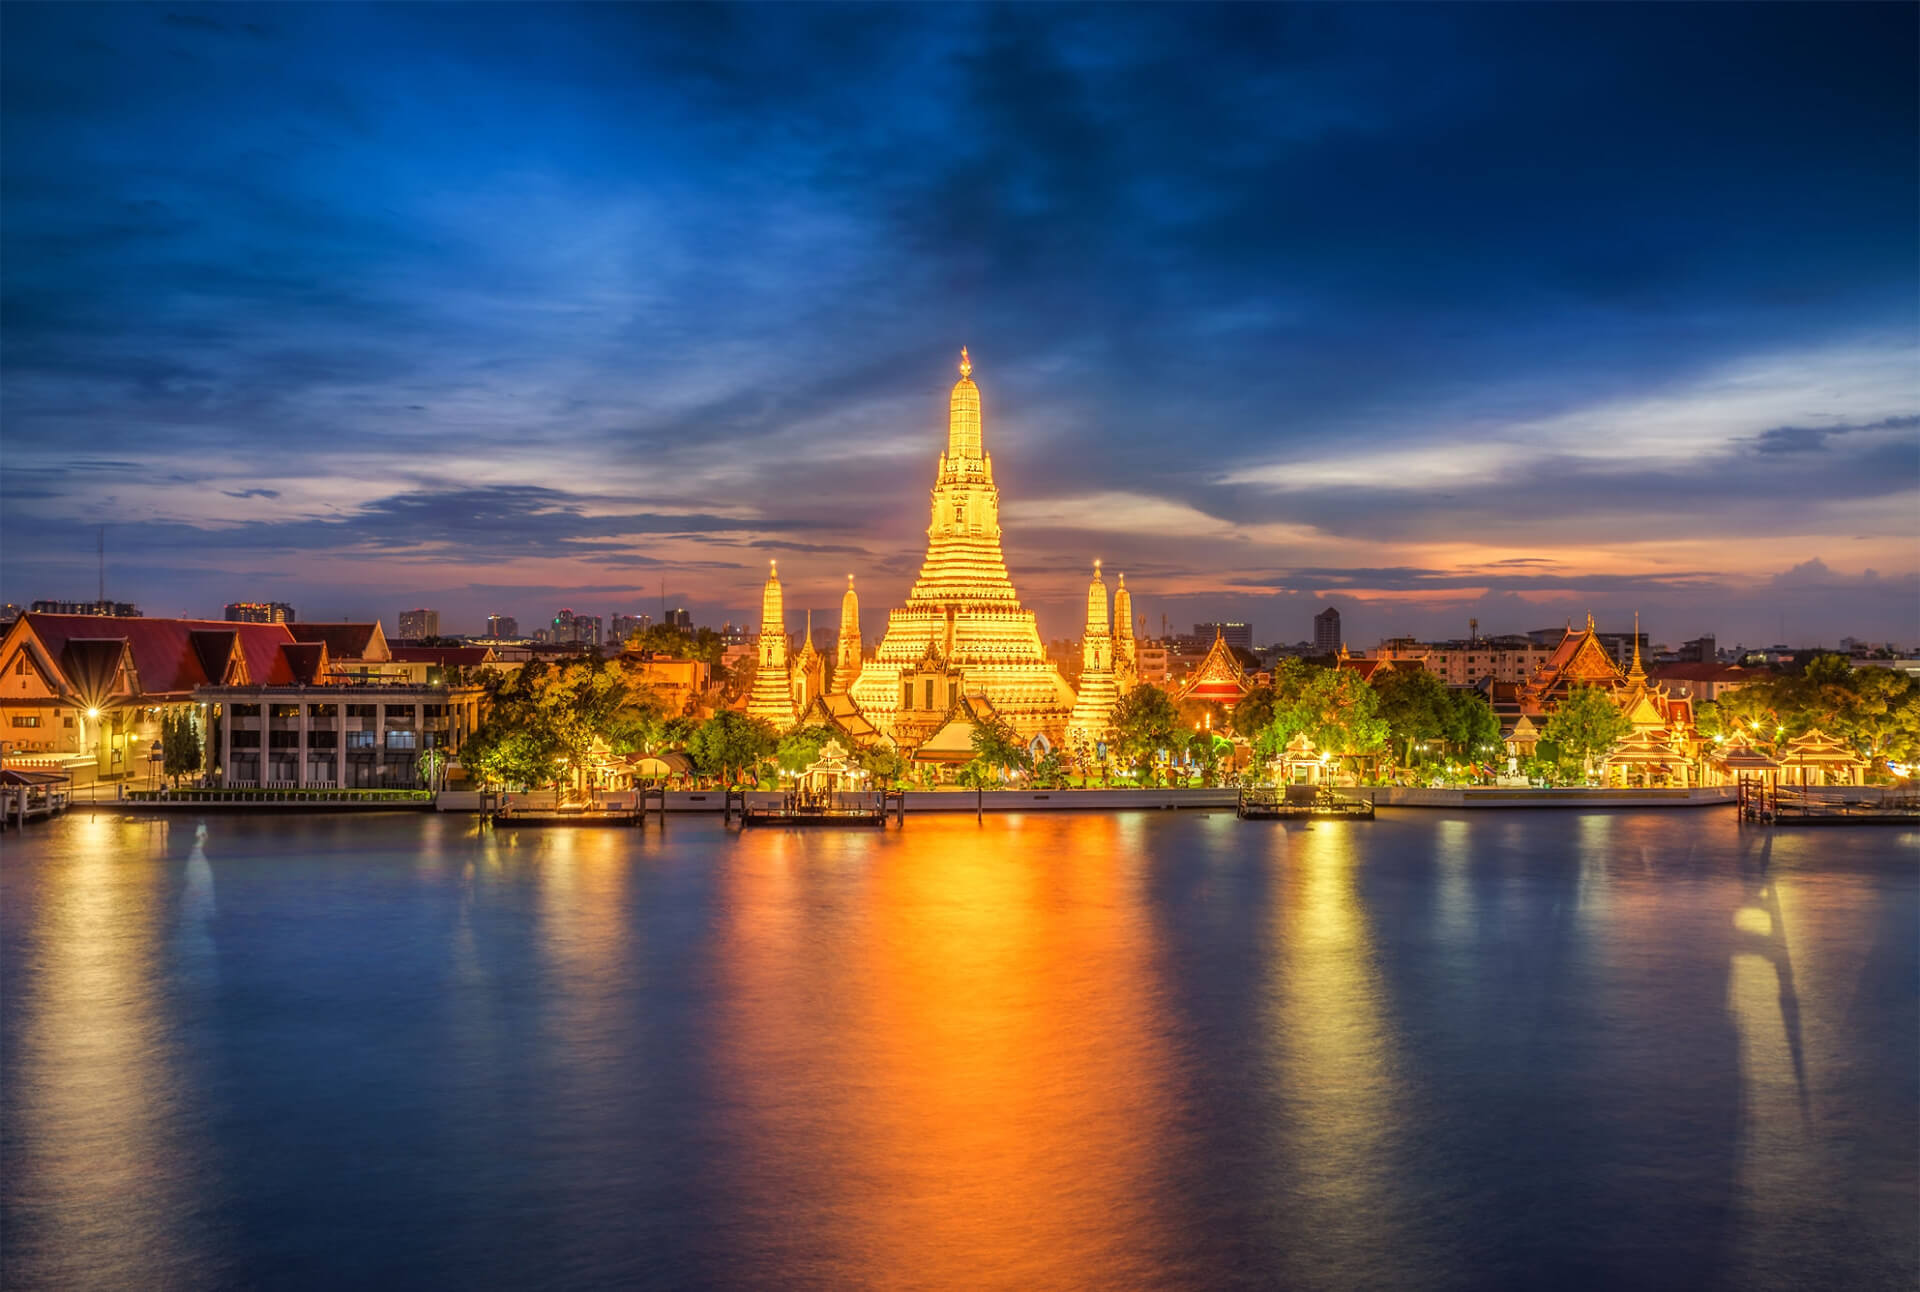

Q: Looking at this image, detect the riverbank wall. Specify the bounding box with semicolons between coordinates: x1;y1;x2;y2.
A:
427;786;1738;814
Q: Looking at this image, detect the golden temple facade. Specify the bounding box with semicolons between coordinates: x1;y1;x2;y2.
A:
847;349;1076;742
1067;561;1121;749
746;561;797;727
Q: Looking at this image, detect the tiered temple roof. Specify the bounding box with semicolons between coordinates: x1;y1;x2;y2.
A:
746;561;797;727
1067;561;1121;747
1175;628;1252;705
847;350;1075;741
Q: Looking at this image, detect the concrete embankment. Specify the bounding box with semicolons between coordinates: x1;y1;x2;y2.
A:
76;785;1741;815
433;786;1736;814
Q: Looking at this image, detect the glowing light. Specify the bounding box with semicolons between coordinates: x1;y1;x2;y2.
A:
86;708;101;719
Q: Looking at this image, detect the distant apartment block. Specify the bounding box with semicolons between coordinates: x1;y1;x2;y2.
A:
549;609;602;648
611;613;650;643
1313;605;1341;654
398;608;440;640
484;614;519;639
225;601;297;624
666;607;693;631
30;599;140;617
1194;621;1253;652
1371;635;1554;686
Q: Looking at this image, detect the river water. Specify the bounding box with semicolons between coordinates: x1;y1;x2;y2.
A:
1;809;1914;1290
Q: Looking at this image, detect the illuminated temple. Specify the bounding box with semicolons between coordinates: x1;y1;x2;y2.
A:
847;349;1077;742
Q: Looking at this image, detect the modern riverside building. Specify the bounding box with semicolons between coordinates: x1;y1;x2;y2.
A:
1370;634;1555;686
198;680;482;789
485;614;520;639
847;349;1076;742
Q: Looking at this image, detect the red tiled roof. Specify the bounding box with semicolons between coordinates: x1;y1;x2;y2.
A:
280;642;329;685
287;622;386;660
18;613;299;698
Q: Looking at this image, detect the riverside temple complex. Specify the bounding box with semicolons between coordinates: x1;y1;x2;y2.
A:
751;349;1123;751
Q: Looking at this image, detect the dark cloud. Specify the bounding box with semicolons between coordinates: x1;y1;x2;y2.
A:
0;3;1914;641
1749;413;1920;455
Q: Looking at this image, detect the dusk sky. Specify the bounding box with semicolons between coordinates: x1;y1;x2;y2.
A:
3;3;1915;647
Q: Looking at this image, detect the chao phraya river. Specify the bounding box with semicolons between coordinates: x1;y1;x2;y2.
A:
2;809;1914;1289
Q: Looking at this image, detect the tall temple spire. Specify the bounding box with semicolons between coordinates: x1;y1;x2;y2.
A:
1627;611;1647;684
848;349;1075;742
833;574;863;692
1112;571;1137;689
1068;559;1119;747
746;559;796;726
946;346;984;467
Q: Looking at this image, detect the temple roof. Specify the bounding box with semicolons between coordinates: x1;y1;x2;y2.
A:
1779;728;1864;764
1175;629;1251;703
288;621;389;662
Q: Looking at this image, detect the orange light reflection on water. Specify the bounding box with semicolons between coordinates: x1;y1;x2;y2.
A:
711;813;1178;1289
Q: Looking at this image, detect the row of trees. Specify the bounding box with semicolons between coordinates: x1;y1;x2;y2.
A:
460;655;904;791
1699;654;1919;766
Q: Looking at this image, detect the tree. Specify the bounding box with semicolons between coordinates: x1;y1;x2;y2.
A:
1443;689;1502;760
465;725;562;790
1231;684;1276;740
776;725;833;774
860;745;906;787
1373;667;1451;768
161;710;203;787
1111;684;1180;781
969;715;1032;778
416;746;448;791
1030;747;1068;788
689;710;777;784
1543;684;1630;780
1184;729;1232;786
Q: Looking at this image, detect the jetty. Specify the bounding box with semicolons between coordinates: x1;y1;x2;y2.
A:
1237;785;1376;821
2;768;72;829
1738;783;1920;826
727;788;904;827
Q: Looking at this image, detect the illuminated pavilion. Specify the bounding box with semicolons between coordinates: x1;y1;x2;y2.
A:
847;349;1076;743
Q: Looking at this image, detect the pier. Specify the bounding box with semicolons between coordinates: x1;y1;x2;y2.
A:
1237;785;1376;820
1738;782;1920;826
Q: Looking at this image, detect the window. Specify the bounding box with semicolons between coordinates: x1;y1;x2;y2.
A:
306;729;338;749
385;730;417;751
272;705;301;720
346;704;378;719
229;703;260;718
346;731;376;750
63;717;74;728
308;704;334;718
902;682;914;710
10;715;40;728
13;655;30;676
268;730;301;749
924;679;935;710
230;730;261;749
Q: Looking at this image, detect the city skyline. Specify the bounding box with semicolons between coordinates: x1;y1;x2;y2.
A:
3;5;1915;645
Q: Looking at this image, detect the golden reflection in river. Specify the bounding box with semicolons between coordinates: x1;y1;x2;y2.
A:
1264;821;1432;1276
12;814;202;1284
712;814;1177;1289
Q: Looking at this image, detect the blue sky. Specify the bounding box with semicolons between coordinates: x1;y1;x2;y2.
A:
3;3;1915;647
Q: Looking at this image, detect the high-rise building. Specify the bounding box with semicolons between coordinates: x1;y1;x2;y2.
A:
611;613;650;644
484;614;519;639
667;607;693;631
846;348;1075;741
225;601;296;624
398;608;440;640
1313;605;1342;654
1194;621;1252;653
29;599;140;617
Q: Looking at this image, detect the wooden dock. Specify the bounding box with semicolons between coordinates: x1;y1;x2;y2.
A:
1237;786;1376;821
728;789;904;827
1740;783;1920;826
